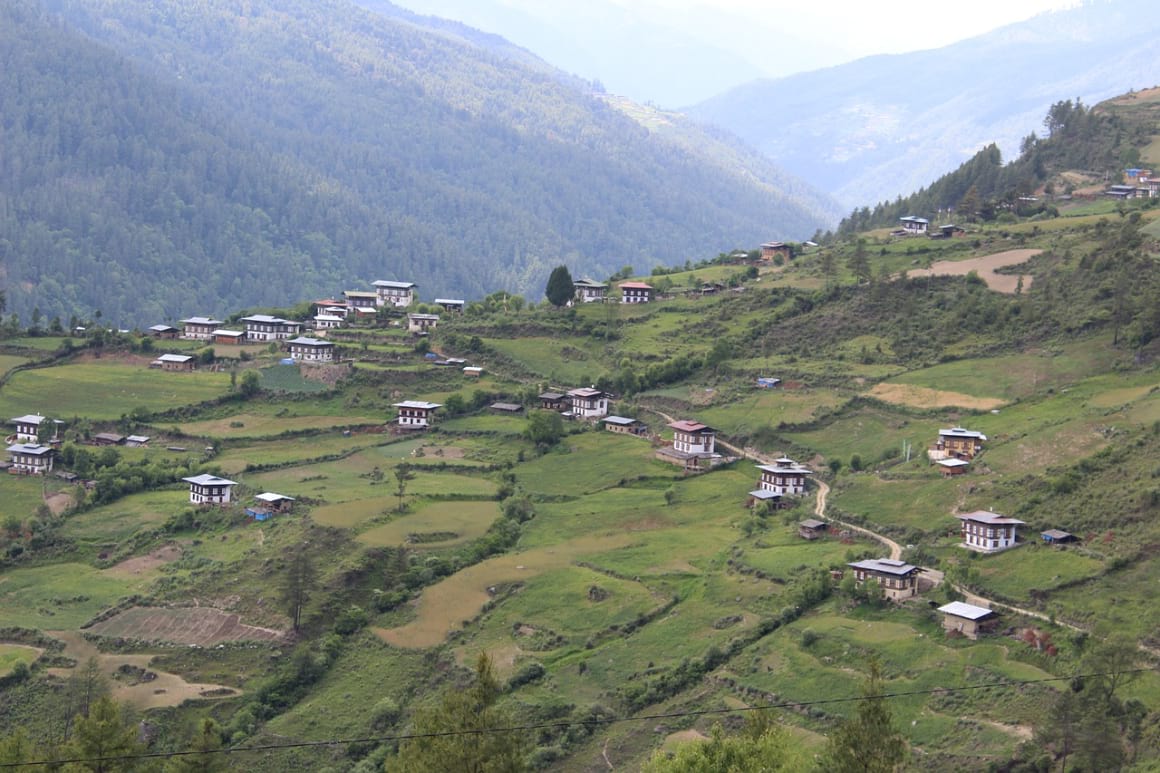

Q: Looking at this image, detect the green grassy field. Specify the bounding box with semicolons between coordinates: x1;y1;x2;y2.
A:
357;501;501;547
177;412;383;439
973;544;1105;600
0;644;41;677
0;358;230;420
60;489;189;545
697;387;848;433
514;432;675;497
0;354;30;379
0;563;145;629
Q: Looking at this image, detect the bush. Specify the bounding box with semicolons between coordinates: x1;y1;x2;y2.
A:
370;697;401;729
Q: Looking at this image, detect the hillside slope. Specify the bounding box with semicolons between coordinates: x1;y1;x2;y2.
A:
1;0;840;327
688;0;1160;207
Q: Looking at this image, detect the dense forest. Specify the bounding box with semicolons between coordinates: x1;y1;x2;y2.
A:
0;0;839;328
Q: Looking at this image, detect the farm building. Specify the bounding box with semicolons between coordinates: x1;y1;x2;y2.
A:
343;290;379;312
407;313;440;333
241;315;302;342
756;377;781;389
285;336;335;363
1041;529;1078;545
154;353;195;371
182;474;238;506
746;489;782;508
181;317;224;340
753;457;812;497
567;387;610;419
489;402;524;414
125;435;150;447
937;601;996;640
539;392;568;411
10;414;48;444
463;366;483;377
760;241;793;262
957;511;1024;553
147;324;179;339
619;282;654;304
799;519;828;540
92;433;125;446
937;458;970;476
847;558;920;601
213;329;245;345
373;280;417;308
253;492;295;517
931;427;987;461
393;401;441;430
6;443;54;475
573;278;608;303
601;416;647;436
435;298;465;313
899;215;929;234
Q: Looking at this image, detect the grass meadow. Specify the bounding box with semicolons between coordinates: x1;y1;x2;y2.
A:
0;563;144;629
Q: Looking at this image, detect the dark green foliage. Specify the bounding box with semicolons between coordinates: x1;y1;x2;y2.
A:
819;658;907;773
544;266;575;308
524;410;564;448
1;0;834;327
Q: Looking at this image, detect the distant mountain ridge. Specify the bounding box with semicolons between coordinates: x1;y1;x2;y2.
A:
688;0;1160;208
1;0;839;327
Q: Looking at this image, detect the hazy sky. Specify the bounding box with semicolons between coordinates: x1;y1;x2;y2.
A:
635;0;1082;59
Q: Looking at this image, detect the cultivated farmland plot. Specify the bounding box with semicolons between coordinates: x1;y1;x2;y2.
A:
87;606;284;645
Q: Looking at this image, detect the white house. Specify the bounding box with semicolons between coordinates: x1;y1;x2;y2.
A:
181;317;224;340
957;510;1024;553
394;400;441;429
753;457;813;496
567;387;609;419
6;443;54;475
241;315;302;342
899;216;929;234
668;420;716;455
182;474;237;505
573;278;608;303
10;414;47;443
374;280;417;308
407;313;440;333
284;336;335;363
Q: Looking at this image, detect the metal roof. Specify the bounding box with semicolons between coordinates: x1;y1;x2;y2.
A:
848;558;918;576
937;601;994;620
394;401;442;410
182;474;237;486
957;511;1024;526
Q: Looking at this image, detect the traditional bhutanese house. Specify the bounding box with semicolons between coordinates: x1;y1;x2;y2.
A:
1041;529;1078;545
463;366;483;377
567;387;610;419
899;215;929;234
92;432;125;446
539;392;567;411
957;510;1024;553
147;324;179;339
407;313;440;333
343;290;379;314
313;314;344;330
373;280;417;308
601;415;647;436
619;282;654;304
754;457;812;497
937;458;970;477
435;298;465;313
241;315;302;342
1104;184;1138;199
937;601;996;640
760;241;793;262
182;474;237;506
848;558;920;601
10;414;47;443
393;400;441;430
669;420;716;455
933;427;986;460
213;329;245;345
125;435;150;448
285;336;335;363
181;317;224;340
573;279;608;303
314;299;348;317
6;443;54;475
154;353;195;371
799;519;828;540
253;492;295;516
489;402;524;414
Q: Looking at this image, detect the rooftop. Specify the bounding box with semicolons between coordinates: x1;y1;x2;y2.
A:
937;601;994;620
602;415;640;426
6;443;53;456
241;314;297;324
848;558;918;576
256;492;295;503
286;336;333;347
619;282;654;290
373;280;416;289
957;510;1025;526
940;427;987;440
11;414;46;425
568;387;605;398
157;354;194;363
669;420;713;433
394;401;442;410
181;317;224;325
182;474;237;487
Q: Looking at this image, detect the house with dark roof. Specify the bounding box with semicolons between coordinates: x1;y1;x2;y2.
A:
147;324;179;339
799;519;828;540
848;558;920;601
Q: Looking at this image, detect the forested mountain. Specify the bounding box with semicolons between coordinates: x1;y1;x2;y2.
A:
688;0;1160;207
0;0;839;328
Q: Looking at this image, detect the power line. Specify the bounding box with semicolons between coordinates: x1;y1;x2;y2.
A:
2;666;1153;769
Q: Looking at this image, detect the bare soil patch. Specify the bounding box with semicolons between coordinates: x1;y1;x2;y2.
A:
44;491;74;516
908;249;1041;293
106;544;183;577
867;383;1006;411
87;606;284;645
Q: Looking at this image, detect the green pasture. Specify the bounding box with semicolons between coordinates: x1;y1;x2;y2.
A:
242;438;432;499
5;337;71;352
973;544;1104;600
311;497;391;528
1048;555;1160;645
0;644;41;676
0;360;231;420
697;387;848;433
785;407;942;466
484;336;608;383
887;336;1124;401
0;475;65;520
214;435;388;475
0;354;30;378
740;530;865;577
177;412;383;439
828;475;962;535
357;501;500;547
514;432;674;497
0;563;144;629
258;364;330;393
437;414;528;435
61;489;188;545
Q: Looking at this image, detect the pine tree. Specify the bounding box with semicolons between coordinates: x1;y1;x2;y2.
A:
544;265;575;308
820;658;906;773
164;719;227;773
281;546;317;632
61;695;142;773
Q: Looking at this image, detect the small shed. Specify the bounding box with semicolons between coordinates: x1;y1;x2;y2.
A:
254;492;295;514
937;601;996;640
539;392;567;411
155;353;195;371
799;519;828;540
125;435;150;447
937;458;970;477
747;489;781;508
92;433;125;446
1041;529;1077;544
463;366;484;377
601;415;647;436
148;324;179;339
489;402;524;414
756;377;781;389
